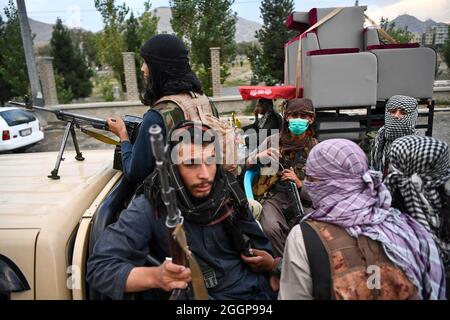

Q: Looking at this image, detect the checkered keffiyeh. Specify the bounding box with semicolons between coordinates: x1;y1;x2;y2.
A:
371;95;419;172
385;135;450;261
303;139;446;299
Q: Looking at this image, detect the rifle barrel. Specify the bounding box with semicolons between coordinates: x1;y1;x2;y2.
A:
8;101;107;130
149;125;182;229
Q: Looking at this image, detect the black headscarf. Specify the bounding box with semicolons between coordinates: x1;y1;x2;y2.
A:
140;34;203;106
258;98;274;113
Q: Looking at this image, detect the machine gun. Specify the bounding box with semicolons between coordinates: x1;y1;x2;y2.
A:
149;124;208;300
8;100;142;179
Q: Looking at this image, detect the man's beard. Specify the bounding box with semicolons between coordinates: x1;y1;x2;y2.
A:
141;73;157;106
188;180;214;203
144;73;152;88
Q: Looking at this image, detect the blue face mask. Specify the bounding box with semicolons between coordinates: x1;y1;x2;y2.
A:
288;118;309;135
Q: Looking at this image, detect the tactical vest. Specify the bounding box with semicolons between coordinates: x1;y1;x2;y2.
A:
301;220;418;300
252;135;317;198
153;92;240;173
153;92;219;132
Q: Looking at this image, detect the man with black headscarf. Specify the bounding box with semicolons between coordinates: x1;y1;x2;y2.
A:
107;34;215;188
87;122;277;300
242;98;282;150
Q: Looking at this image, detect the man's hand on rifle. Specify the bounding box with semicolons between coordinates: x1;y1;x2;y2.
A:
124;259;191;293
107;117;129;142
155;259;192;292
281;167;302;188
246;147;280;167
240;249;275;274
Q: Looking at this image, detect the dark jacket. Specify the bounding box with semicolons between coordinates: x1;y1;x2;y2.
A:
86;195;275;300
242;112;282;150
120;109;165;185
242;111;282;135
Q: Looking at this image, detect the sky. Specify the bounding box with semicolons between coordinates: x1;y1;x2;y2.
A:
0;0;449;31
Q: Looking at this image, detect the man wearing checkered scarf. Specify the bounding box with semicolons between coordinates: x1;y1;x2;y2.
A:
371;95;419;176
385;135;450;297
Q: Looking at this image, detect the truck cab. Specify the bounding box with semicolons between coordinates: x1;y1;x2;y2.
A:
0;149;122;300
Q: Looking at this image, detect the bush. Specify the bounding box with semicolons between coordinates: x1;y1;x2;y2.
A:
95;77;115;102
55;74;73;104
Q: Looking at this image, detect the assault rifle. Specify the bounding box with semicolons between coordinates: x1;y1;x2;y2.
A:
8;100;141;179
280;163;306;219
149;124;208;300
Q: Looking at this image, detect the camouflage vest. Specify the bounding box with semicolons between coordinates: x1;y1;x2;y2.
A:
252;135;317;198
305;220;418;300
153;92;239;174
153;92;220;133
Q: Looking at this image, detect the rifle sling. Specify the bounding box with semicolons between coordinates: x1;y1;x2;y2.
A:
173;224;209;300
80;127;120;145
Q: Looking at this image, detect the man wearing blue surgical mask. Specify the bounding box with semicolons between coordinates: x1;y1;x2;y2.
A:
245;99;318;260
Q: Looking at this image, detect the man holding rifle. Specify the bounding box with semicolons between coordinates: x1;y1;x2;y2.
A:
106;34;217;189
87;122;277;300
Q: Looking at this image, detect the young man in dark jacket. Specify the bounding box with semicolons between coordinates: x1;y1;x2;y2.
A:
87;122;277;300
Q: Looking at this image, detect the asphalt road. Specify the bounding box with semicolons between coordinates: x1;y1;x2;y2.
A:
4;110;450;155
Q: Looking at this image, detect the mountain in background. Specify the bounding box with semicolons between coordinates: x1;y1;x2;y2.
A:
391;14;447;33
29;10;447;48
152;6;260;43
29;18;55;47
28;6;261;47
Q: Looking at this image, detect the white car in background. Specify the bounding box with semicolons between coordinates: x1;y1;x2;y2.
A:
0;106;44;152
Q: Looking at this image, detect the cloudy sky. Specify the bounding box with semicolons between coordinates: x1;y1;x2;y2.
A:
1;0;449;31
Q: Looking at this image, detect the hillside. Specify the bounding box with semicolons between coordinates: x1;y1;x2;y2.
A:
28;6;262;47
152;6;261;43
392;14;447;33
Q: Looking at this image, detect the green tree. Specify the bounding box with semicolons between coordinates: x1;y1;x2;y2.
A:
79;31;100;67
55;74;74;104
50;18;93;101
441;26;450;72
125;3;158;92
94;0;129;90
124;12;140;54
252;0;295;85
170;0;197;43
236;41;257;56
245;42;266;85
0;0;29;105
170;0;237;95
138;1;159;45
380;17;413;44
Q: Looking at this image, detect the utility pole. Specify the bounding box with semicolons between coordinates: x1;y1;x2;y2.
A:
16;0;44;106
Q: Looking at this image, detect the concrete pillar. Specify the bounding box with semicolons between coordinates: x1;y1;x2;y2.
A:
210;47;221;97
17;0;44;106
37;56;58;106
122;52;140;101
